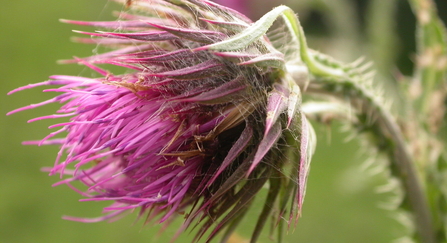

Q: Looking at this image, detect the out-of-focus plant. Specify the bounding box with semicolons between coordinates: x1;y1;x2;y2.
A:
285;0;446;242
7;0;446;242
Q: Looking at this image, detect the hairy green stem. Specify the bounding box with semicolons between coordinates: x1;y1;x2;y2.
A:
302;78;436;243
281;4;437;240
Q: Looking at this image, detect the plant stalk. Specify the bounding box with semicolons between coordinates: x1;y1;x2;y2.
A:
303;79;436;243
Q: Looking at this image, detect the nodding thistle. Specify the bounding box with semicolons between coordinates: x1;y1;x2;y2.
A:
9;0;446;242
8;0;315;242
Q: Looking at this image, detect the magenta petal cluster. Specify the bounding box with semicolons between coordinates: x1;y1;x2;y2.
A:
9;0;312;242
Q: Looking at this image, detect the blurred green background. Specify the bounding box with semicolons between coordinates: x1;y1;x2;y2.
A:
2;0;445;242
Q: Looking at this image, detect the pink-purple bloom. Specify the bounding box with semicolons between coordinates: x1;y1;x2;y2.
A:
8;0;311;242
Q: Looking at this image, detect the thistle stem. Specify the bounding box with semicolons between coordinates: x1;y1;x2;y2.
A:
303;79;436;243
282;4;436;238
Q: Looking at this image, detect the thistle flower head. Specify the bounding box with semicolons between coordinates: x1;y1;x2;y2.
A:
8;0;314;241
